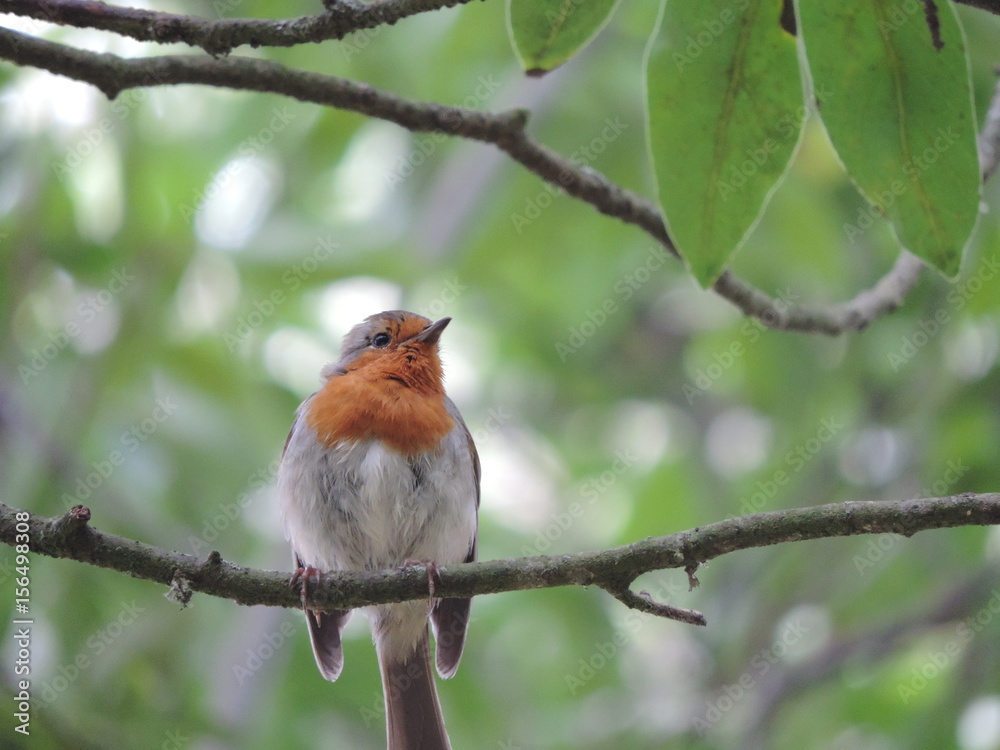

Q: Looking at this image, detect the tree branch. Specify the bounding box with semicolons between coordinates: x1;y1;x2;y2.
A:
1;25;998;334
3;0;1000;59
0;0;480;56
711;251;925;334
3;494;998;626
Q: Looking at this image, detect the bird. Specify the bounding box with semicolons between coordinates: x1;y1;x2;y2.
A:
277;310;480;750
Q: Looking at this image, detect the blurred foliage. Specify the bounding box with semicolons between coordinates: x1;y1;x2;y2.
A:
2;2;1000;749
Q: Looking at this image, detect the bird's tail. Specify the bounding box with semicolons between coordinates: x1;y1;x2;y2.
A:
378;628;452;750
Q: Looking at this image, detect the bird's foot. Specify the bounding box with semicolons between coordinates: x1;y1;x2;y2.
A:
402;559;443;612
291;565;323;610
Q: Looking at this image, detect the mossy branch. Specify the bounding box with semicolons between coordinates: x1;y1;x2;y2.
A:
3;494;998;627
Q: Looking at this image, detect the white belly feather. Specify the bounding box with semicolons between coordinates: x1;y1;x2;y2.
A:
278;409;477;575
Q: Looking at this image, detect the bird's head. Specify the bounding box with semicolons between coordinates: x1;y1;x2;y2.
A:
325;310;451;391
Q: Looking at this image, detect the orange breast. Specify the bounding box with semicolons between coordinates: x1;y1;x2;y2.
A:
306;360;455;456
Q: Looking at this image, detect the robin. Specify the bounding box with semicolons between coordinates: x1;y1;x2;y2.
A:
278;310;479;750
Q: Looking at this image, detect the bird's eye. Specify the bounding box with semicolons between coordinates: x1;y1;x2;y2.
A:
372;332;391;348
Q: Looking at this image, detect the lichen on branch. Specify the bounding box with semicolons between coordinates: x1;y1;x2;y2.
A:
2;494;998;627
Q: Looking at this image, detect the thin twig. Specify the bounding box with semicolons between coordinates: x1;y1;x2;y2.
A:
602;583;708;626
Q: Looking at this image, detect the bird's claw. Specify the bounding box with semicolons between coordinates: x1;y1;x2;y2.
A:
402;559;442;611
291;565;322;610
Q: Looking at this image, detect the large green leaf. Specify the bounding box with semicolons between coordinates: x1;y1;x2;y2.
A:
797;0;980;277
507;0;621;75
645;0;803;287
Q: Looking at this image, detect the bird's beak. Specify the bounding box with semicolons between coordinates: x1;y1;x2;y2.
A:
413;317;451;346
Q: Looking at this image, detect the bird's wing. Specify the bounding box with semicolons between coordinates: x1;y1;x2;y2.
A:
431;399;480;679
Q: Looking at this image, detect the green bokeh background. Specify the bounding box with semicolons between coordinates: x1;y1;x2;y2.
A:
2;2;1000;749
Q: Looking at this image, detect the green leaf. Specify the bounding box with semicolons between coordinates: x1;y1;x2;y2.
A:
797;0;980;278
645;0;804;287
507;0;622;75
